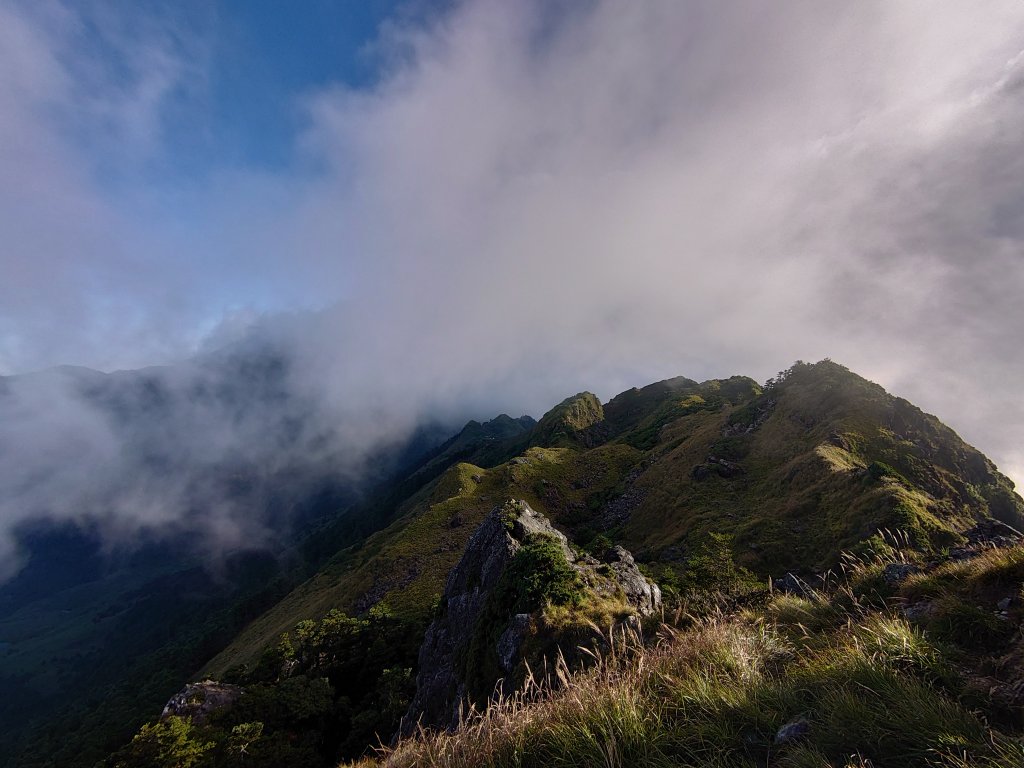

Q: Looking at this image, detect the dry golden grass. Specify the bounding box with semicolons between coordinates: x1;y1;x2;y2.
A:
345;598;1023;768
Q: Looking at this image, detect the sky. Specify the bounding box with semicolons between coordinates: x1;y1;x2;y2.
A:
1;0;1024;571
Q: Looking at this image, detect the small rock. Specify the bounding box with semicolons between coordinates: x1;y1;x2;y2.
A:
775;717;810;745
280;658;299;678
603;545;635;565
707;455;744;478
901;601;936;621
997;596;1013;611
692;464;713;481
773;573;810;596
947;546;978;562
883;563;918;585
964;519;1023;546
603;546;661;616
827;432;851;450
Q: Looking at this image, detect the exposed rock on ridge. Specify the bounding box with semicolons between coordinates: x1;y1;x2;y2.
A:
601;545;661;616
160;680;242;724
403;499;660;734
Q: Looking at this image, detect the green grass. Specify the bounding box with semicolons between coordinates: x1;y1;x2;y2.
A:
351;602;1023;768
895;547;1024;653
621;362;1018;574
532;392;605;447
187;363;1024;762
202;462;503;676
901;547;1024;602
206;362;1023;680
346;534;1024;768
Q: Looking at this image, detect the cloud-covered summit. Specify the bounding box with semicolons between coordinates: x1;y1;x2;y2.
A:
1;0;1022;571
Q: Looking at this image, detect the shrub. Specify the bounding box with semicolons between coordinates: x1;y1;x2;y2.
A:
682;532;760;596
110;717;213;768
500;535;584;613
866;461;905;483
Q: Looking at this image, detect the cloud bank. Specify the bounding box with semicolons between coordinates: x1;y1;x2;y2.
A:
1;0;1023;574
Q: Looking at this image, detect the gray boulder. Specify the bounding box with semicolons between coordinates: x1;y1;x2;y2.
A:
775;717;811;745
160;680;242;724
403;501;525;733
603;546;662;616
496;613;532;673
402;499;660;734
882;562;918;585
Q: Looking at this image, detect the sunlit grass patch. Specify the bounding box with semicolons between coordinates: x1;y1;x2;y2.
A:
348;603;1017;768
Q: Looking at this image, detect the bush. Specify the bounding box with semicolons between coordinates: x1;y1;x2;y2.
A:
500;535;584;613
682;532;759;595
867;460;905;483
110;717;213;768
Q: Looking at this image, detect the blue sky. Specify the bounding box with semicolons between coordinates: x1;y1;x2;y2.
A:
162;1;446;174
71;0;448;180
1;0;1023;499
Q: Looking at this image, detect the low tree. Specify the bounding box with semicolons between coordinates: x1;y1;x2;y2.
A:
111;716;213;768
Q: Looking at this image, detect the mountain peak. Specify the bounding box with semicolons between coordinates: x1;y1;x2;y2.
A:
532;392;605;448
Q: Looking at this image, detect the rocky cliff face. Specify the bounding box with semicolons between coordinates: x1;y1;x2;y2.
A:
403;499;660;734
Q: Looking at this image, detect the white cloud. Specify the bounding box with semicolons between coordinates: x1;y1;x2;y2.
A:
1;0;1023;574
270;0;1024;482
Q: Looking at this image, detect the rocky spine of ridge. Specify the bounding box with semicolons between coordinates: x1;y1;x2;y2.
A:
402;499;660;734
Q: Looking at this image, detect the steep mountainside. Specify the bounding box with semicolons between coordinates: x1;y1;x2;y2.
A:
120;360;1023;768
618;360;1022;571
211;362;1020;676
0;348;467;768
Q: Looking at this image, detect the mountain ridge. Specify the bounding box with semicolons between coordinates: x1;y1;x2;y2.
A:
200;360;1023;682
6;359;1023;767
94;358;1017;768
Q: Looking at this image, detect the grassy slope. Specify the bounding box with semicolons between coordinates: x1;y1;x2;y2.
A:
202;415;538;677
355;542;1024;768
202;393;635;677
203;444;641;677
624;361;1023;571
205;361;1023;679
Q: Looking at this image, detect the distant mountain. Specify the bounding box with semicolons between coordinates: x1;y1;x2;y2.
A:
0;342;465;768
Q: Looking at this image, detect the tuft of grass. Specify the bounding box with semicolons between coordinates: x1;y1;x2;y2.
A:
894;546;1024;653
921;596;1015;651
346;604;1019;768
854;614;958;687
763;593;845;635
901;547;1024;603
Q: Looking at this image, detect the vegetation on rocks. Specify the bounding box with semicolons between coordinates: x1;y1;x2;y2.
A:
108;605;422;767
100;360;1024;768
349;536;1024;768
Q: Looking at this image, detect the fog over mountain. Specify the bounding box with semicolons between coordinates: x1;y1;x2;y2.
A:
1;0;1023;579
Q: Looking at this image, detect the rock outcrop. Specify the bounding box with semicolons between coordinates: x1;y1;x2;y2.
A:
602;545;662;615
402;499;660;734
160;680;242;724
